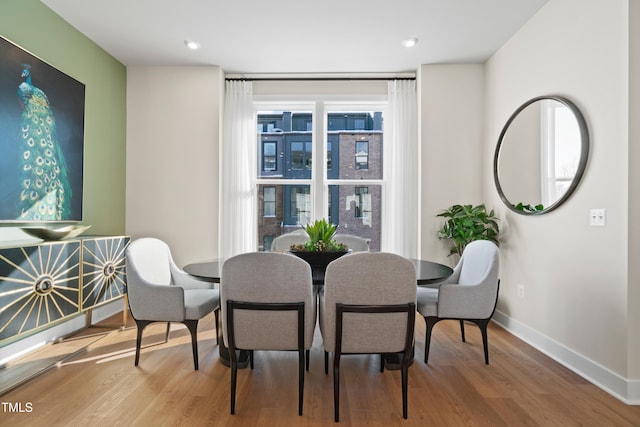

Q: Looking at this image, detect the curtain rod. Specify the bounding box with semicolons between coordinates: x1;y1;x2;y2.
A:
225;73;416;82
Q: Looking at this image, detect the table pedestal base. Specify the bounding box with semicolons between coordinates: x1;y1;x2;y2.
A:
383;346;415;370
217;333;251;368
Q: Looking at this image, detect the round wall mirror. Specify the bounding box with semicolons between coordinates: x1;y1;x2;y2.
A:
493;96;589;215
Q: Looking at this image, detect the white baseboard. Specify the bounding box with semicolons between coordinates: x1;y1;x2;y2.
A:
493;310;640;405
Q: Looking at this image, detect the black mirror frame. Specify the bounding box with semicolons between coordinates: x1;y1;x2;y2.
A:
493;95;589;215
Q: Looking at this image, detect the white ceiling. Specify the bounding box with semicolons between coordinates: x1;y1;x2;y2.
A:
41;0;548;74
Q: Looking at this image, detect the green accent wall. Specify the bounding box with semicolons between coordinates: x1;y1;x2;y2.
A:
0;0;126;235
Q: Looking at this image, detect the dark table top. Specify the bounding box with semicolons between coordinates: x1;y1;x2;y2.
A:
184;257;453;286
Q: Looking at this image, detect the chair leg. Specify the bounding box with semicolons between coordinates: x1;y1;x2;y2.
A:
423;317;439;364
249;350;254;370
401;352;409;419
183;319;200;370
214;307;220;345
230;348;237;415
333;352;341;422
460;319;466;342
324;351;329;375
380;354;384;372
165;322;171;343
305;349;310;372
298;348;305;416
134;319;152;366
474;319;490;364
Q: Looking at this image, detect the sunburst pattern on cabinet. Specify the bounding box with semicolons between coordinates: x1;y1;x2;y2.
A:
81;237;129;309
0;242;81;341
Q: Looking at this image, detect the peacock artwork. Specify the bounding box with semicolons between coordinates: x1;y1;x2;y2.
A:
0;36;85;222
17;63;72;220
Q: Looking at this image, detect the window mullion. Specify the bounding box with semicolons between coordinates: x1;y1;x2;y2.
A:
312;101;325;222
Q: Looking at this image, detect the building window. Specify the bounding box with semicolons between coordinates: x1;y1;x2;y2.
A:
288;185;310;225
290;141;312;171
263;186;276;216
263;141;277;171
264;235;275;252
292;113;312;132
355;186;369;218
355;141;369;170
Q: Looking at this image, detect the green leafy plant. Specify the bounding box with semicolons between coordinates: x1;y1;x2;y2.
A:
437;204;500;257
290;219;348;252
514;202;544;213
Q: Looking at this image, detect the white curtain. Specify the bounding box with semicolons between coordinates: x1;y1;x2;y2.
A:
219;80;256;260
382;79;419;258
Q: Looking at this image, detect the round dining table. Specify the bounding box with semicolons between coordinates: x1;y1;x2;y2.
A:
184;258;453;286
183;256;453;369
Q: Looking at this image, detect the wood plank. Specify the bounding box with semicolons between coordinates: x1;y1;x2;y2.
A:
0;312;639;426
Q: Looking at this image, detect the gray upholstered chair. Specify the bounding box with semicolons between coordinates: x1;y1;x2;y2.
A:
125;238;220;370
417;239;500;364
270;231;309;252
221;252;314;416
320;252;416;422
333;234;370;252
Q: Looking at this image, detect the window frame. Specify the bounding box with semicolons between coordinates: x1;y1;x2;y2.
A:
255;99;387;247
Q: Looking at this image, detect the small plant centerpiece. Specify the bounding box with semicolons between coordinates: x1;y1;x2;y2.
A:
289;219;349;272
437;204;500;258
290;218;348;252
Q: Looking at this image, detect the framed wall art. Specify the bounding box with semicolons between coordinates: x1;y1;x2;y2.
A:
0;35;85;222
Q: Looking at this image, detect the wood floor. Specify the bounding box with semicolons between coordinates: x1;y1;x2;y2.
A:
1;311;639;427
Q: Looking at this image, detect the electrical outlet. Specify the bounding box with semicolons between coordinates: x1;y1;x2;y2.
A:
590;209;606;226
517;284;525;299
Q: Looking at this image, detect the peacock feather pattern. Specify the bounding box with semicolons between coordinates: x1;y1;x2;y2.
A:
17;64;71;221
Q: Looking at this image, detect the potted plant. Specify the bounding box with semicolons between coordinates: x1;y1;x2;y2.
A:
289;219;349;270
437;204;500;257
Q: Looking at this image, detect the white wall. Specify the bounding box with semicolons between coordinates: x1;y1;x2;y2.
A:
418;64;485;265
126;66;223;267
485;0;638;402
628;0;640;382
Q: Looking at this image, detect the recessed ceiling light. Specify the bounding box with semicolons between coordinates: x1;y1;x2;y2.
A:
402;37;418;48
184;40;201;50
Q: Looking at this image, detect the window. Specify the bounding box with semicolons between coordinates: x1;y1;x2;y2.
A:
355;141;369;170
354;186;369;218
541;100;581;206
263;235;275;252
292;113;312;132
263;186;276;216
256;106;384;251
290;141;312;171
262;141;277;171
